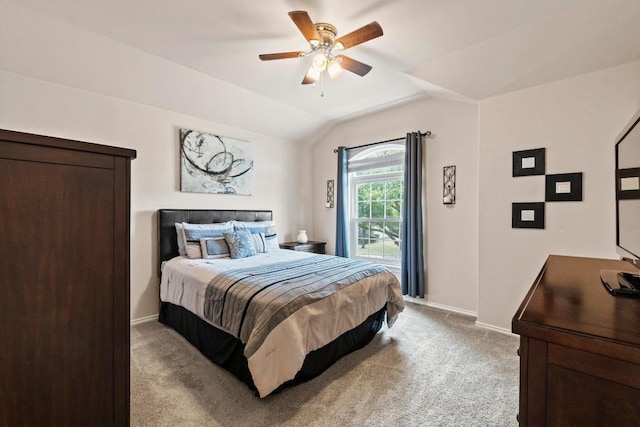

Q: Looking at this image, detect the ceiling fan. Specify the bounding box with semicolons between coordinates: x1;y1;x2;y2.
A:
259;11;383;85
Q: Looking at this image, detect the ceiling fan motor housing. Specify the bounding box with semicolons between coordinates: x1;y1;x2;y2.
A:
314;23;337;47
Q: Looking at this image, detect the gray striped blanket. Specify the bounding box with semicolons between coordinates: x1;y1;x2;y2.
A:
203;255;389;358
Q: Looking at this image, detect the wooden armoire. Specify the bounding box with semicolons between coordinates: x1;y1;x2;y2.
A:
0;129;136;425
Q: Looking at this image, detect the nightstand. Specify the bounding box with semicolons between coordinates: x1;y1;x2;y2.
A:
279;241;326;254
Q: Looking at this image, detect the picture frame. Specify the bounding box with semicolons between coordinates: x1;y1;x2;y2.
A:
443;165;456;204
180;128;254;195
512;202;545;229
545;172;583;202
617;167;640;200
513;148;545;177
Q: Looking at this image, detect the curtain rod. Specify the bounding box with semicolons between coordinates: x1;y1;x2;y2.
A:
333;131;431;153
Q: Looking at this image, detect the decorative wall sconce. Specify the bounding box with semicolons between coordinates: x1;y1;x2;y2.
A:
326;179;334;208
443;165;456;204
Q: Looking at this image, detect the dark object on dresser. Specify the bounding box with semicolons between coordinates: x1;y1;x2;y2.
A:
0;129;136;426
279;240;327;254
512;255;640;426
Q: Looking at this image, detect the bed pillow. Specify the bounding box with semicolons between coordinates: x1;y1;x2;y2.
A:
224;230;257;259
181;221;234;259
234;220;278;251
264;234;279;251
200;237;230;259
175;223;187;257
250;232;267;253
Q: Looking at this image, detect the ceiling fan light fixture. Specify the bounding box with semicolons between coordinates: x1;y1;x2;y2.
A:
312;52;327;71
327;59;343;78
259;11;382;88
305;64;321;82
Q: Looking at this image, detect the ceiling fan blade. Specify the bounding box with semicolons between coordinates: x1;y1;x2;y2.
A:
288;11;320;43
259;51;304;61
336;55;372;76
334;21;383;49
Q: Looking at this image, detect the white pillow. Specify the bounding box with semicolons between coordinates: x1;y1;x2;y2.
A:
181;221;234;259
251;232;267;253
175;223;187;257
264;234;279;251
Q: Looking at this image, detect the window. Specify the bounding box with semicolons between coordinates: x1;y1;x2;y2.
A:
348;145;404;266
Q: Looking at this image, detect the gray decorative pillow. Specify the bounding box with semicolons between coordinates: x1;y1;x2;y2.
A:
224;230;257;259
200;237;230;259
181;221;234;259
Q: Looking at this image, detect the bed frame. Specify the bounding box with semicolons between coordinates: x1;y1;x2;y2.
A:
157;209;385;396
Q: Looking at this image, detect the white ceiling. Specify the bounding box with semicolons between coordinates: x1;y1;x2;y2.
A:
11;0;640;123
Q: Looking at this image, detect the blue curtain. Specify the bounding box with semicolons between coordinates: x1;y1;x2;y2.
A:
335;146;350;257
401;132;425;297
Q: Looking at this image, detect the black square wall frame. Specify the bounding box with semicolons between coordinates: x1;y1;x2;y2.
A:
513;148;545;177
512;202;545;229
546;172;583;202
617;167;640;200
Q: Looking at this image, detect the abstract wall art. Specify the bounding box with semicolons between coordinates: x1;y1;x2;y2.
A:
180;129;254;195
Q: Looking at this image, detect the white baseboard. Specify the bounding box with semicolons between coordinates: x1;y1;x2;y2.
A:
130;314;158;326
404;297;516;336
475;321;518;337
403;296;477;318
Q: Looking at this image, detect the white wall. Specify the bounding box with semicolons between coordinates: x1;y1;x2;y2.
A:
3;0;640;330
309;97;480;315
0;2;310;321
477;61;640;330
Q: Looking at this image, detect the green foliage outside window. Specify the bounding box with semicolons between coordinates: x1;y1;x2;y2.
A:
351;146;404;263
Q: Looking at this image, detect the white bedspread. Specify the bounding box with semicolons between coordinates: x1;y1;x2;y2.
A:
160;249;404;397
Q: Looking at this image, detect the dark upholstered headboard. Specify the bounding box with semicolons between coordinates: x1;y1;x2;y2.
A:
158;209;273;273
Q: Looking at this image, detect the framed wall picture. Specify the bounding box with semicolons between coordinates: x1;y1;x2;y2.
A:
443;165;456;204
512;202;545;229
513;148;545;177
180;128;254;195
617;167;640;200
545;172;583;202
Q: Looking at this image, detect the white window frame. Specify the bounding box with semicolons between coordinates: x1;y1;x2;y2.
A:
348;144;404;267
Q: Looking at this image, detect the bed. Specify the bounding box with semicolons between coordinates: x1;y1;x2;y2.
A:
157;209;404;397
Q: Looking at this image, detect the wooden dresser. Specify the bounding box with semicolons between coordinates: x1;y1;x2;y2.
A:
512;255;640;426
0;129;136;426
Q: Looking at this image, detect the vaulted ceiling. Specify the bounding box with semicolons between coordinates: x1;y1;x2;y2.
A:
12;0;640;123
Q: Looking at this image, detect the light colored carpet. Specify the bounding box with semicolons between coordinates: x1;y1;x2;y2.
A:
131;302;519;426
